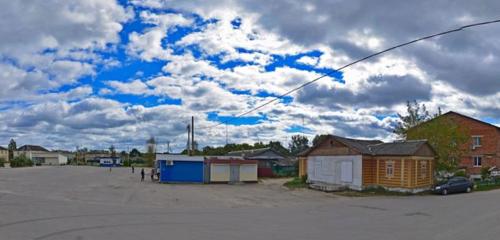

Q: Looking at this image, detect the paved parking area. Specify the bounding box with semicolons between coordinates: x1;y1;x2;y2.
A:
1;166;500;240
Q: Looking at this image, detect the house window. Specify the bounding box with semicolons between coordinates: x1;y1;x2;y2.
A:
385;161;394;178
472;136;482;148
420;161;427;179
473;156;482;167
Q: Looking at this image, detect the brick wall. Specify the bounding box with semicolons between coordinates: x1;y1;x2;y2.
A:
446;113;500;175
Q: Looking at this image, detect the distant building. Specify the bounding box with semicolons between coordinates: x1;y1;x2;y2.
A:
15;145;67;165
226;147;290;177
0;146;9;164
99;157;122;167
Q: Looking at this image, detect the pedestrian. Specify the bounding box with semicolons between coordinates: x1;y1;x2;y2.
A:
150;168;155;181
132;165;135;173
109;167;112;172
141;168;145;182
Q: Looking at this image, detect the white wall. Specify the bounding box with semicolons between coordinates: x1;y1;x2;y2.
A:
307;155;363;190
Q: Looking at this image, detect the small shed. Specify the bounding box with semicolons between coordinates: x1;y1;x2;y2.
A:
156;154;205;183
300;135;436;193
206;157;258;183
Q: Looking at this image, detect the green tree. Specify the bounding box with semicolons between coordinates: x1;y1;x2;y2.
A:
289;135;309;155
8;139;16;161
10;154;33;168
130;148;141;158
312;134;329;146
405;110;468;172
393;100;431;138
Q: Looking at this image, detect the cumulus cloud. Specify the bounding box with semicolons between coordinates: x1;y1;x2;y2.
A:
1;0;499;151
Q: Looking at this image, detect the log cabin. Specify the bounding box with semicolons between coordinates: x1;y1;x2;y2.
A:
299;135;436;193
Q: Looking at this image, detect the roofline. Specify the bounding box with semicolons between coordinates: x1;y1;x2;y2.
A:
444;111;500;130
299;135;378;156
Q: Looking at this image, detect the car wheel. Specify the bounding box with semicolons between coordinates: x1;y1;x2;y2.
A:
466;187;472;193
442;189;448;195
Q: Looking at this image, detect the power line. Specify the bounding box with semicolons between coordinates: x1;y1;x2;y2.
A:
198;19;500;130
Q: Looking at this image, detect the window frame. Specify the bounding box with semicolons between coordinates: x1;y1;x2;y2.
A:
385;160;395;178
472;136;482;148
473;156;482;167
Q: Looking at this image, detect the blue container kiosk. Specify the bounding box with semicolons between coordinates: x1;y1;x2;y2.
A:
155;154;205;183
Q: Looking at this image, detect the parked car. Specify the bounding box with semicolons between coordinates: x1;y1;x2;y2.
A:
433;177;473;195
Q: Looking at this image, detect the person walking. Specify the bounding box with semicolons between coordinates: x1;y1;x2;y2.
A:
132;165;135;173
150;168;155;181
140;168;145;182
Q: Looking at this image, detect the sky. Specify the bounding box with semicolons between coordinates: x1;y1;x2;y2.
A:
0;0;499;152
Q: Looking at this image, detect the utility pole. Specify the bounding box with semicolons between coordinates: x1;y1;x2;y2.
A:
191;116;194;154
225;122;228;145
187;124;191;156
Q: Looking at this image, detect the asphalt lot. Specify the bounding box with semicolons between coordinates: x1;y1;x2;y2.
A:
1;166;500;240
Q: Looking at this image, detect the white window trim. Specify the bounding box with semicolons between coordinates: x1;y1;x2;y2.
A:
385;160;395;178
472;135;482;148
472;156;482;167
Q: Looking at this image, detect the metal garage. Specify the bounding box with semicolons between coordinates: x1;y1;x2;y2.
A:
156;154;205;183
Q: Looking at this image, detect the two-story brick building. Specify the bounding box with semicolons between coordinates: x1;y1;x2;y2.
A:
411;111;500;178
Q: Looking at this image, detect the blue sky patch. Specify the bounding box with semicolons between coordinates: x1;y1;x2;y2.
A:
207;111;268;125
285;125;314;134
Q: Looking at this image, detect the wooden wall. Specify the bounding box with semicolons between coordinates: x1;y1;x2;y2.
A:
362;156;434;189
308;138;360;156
298;157;307;178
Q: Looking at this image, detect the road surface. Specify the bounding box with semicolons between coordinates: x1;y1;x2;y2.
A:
1;166;499;240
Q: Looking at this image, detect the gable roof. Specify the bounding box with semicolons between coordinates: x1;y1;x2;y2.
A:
0;146;7;151
331;135;383;154
300;135;434;157
226;147;286;160
17;145;49;152
442;111;500;131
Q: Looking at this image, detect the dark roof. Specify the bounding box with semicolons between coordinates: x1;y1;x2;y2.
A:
226;147;286;160
0;146;7;150
368;140;429;156
17;145;49;152
331;135;383;154
300;135;433;157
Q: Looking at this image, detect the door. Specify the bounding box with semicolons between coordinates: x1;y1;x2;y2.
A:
340;161;353;183
230;164;240;183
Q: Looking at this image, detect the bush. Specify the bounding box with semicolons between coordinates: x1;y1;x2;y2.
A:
10;155;33;168
481;166;491;181
284;176;308;189
453;170;467;178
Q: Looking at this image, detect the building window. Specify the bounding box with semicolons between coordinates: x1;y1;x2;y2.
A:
386;161;394;178
472;136;482;148
473;156;482;167
420;161;427;179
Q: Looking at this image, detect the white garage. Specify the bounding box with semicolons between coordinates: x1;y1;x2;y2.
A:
307;155;363;190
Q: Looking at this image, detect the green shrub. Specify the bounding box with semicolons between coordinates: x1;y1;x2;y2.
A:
453;170;467;177
10;155;33;168
284;176;308;189
481;166;491;180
